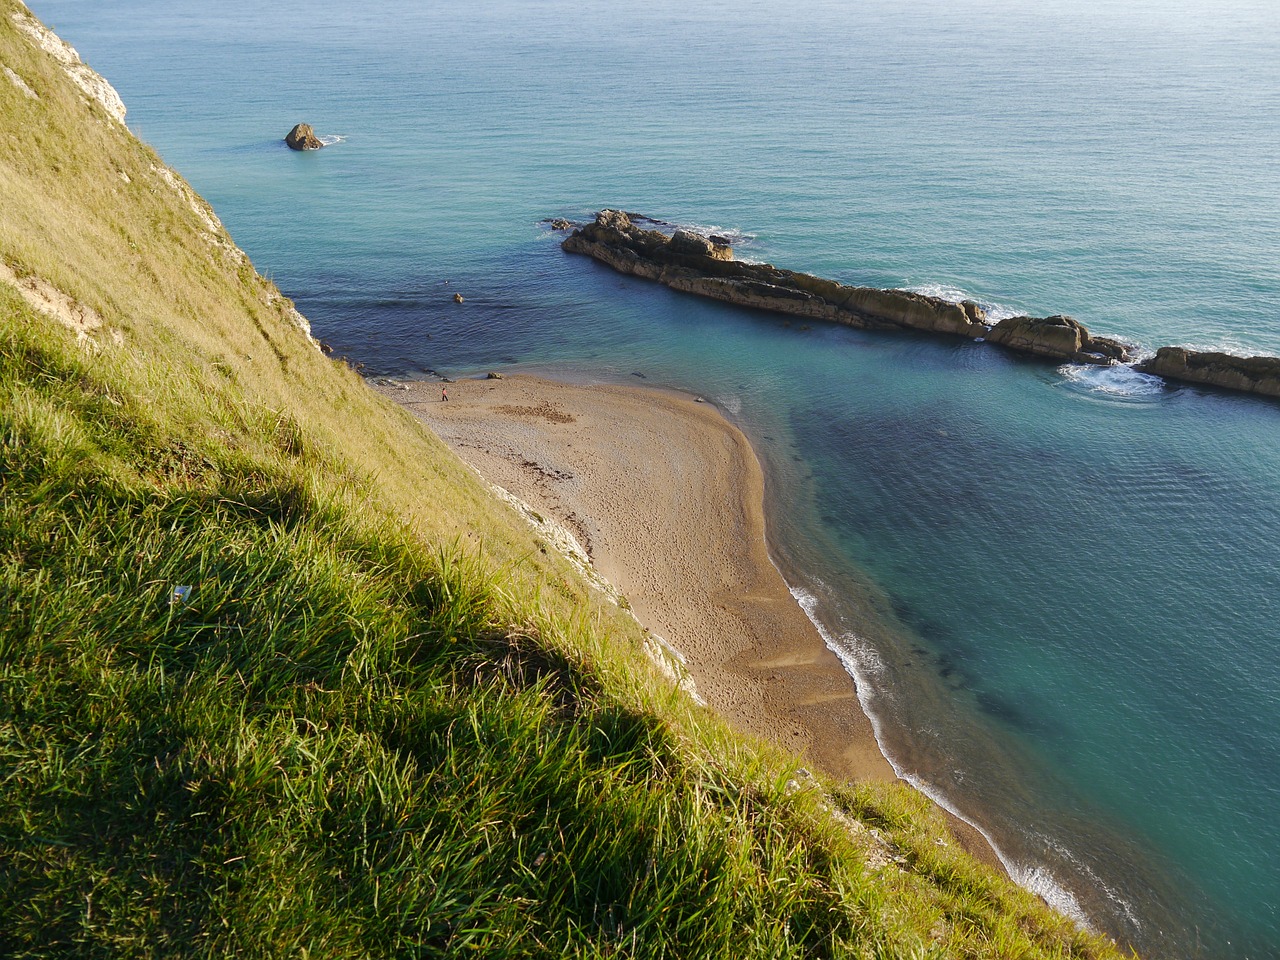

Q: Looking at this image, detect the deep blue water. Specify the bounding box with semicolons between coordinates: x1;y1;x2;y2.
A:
30;0;1280;955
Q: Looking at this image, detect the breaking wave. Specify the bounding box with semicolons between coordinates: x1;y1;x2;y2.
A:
901;283;1023;323
786;579;1105;933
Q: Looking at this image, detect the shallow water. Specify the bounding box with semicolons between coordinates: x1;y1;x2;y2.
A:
31;0;1280;954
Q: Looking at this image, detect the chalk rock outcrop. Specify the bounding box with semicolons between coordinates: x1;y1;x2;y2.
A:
11;7;126;123
285;123;324;151
1138;347;1280;398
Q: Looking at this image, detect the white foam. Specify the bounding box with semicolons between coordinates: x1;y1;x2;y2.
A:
317;134;346;146
1036;835;1144;932
680;222;757;244
1178;336;1271;358
1059;363;1165;398
787;581;904;766
787;580;1102;932
1015;857;1092;922
901;283;1022;322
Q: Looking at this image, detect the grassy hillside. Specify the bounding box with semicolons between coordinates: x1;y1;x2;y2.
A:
0;4;1128;957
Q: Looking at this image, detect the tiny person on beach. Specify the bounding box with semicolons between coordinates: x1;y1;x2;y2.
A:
441;386;448;402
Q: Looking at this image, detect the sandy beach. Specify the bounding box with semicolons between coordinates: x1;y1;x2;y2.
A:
378;373;997;863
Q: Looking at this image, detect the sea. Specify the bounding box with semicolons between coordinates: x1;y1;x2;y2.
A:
27;0;1280;955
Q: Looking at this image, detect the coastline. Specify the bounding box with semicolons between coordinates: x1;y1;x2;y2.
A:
375;372;1002;870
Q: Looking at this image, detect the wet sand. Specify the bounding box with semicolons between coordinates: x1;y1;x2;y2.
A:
378;373;998;864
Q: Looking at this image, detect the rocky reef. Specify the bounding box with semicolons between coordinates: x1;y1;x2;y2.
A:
985;314;1129;365
563;210;1280;401
563;210;1131;366
1138;347;1280;398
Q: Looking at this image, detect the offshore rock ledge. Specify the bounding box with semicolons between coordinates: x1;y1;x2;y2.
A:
1138;347;1280;398
563;210;1130;367
563;210;1280;401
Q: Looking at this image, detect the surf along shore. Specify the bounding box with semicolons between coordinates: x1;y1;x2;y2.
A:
376;373;1001;870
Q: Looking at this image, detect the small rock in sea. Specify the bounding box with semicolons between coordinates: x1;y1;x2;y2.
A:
545;218;573;230
284;123;324;151
453;292;464;303
631;371;647;379
487;371;504;379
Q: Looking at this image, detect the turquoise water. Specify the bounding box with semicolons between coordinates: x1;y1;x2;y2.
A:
30;0;1280;954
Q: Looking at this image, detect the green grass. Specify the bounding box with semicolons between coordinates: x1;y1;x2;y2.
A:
1;4;1131;957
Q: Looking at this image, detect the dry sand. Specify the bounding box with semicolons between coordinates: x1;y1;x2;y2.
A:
378;373;999;864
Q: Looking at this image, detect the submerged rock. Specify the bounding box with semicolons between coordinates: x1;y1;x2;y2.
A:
284;123;324;151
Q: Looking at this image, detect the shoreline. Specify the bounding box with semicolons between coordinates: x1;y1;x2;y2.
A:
375;372;1003;871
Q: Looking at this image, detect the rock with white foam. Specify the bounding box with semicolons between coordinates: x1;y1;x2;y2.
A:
987;315;1130;365
284;123;324;151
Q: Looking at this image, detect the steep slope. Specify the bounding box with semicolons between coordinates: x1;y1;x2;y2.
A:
0;4;1127;957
